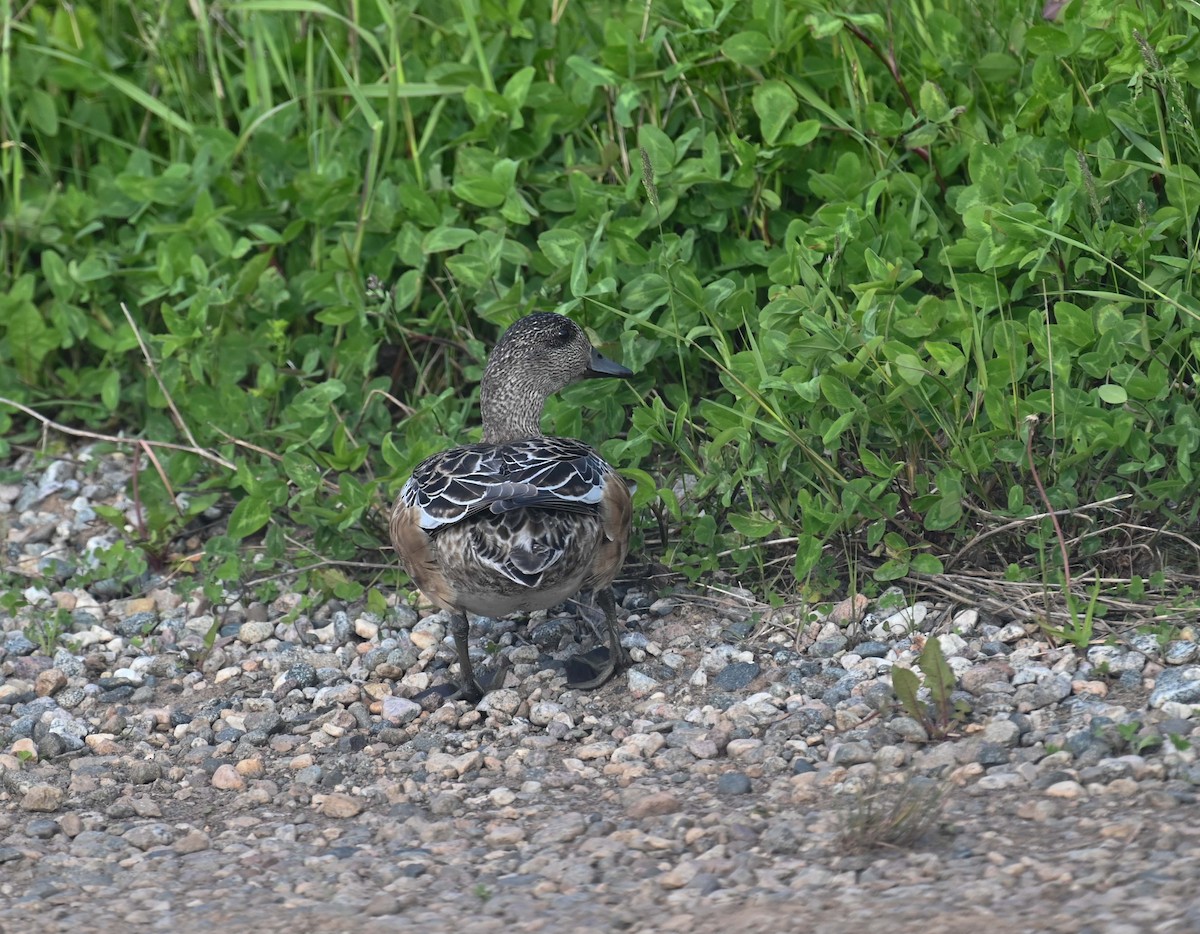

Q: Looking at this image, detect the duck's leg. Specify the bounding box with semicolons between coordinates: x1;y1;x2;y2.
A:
445;612;509;702
564;588;628;690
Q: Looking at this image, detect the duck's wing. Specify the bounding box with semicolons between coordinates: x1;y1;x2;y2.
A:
399;437;614;533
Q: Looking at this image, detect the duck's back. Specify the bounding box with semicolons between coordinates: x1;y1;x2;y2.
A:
390;437;631;616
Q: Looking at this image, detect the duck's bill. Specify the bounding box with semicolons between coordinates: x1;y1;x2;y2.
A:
586;348;633;379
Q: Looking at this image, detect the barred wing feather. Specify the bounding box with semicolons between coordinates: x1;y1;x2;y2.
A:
402;437;612;533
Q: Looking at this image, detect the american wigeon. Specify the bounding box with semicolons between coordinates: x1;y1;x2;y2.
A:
390;313;634;701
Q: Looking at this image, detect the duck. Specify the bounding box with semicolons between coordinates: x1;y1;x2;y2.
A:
389;312;634;701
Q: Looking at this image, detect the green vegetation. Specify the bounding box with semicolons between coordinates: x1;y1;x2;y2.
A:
2;0;1199;623
892;635;969;739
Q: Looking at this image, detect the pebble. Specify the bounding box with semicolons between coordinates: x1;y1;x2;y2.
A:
237;620;274;645
124;823;174;850
381;695;422;724
1149;666;1200;707
317;793;364;818
1044;780;1088;799
712;662;760;691
1;446;1198;931
626;791;681;818
716;772;753;795
21;785;64;812
210;764;244;790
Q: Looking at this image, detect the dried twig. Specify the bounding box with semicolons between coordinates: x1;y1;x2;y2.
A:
0;397;235;471
120;303;205;457
949;494;1130;568
1025;414;1072;593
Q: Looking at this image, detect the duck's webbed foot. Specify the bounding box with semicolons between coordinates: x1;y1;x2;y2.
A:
415;612;510;705
564;588;628;690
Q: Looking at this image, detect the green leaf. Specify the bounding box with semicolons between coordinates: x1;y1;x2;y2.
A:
538;229;585;266
453;176;506;208
1024;25;1072;56
287;381;347;420
874;558;910;582
721;31;774;68
100;370;121;412
793;534;824;578
26;88;60;135
638;124;676;175
1097;384;1128;404
976;52;1020;83
918;81;951;122
566;55;620;89
752;80;798;145
570;242;589;297
227;495;271;540
924;493;962;531
422;227;478;252
891;666;925;723
910;554;944;574
729;513;779;539
783;119;821;147
917;635;957;711
620;273;671;312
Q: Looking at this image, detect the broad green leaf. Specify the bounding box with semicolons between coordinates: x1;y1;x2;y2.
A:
1097;384;1128;404
422;227;477;252
453;176;506;208
1024;25;1072;56
100;371;120;411
26;88;59;135
784;119;821;147
227;495;271;540
538;229;584;267
918;81;951;123
728;513;779;539
722;31;774;68
976;52;1020;83
566;55;620;88
874;558;910;581
752;80;798;145
287;381;347;419
892;666;925;722
570;242;589;297
917;635;956;697
638;124;676;175
620;273;671;312
910;554;944;574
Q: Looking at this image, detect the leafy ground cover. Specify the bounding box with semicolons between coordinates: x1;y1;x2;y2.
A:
2;0;1199;635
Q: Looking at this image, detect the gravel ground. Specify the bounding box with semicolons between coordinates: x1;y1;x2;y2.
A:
3;447;1200;933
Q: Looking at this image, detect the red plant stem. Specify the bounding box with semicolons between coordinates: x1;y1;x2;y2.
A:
1024;415;1072;594
131;444;146;542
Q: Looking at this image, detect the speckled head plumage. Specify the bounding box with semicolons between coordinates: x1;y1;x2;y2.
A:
479;313;631;443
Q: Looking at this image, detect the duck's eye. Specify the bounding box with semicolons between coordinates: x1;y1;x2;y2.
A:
551;321;575;345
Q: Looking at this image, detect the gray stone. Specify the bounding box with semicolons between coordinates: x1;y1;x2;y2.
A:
124;823;175;850
716;771;753;795
831;741;874;766
984;715;1022;744
70;825;127;854
128;761;161;785
3;631;37;656
1150;667;1200;708
1165;641;1200;665
811;636;848;658
1015;674;1072;711
116;611;159;638
712;661;760;691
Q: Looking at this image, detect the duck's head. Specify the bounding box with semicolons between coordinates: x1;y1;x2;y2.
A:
480;313;632;442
